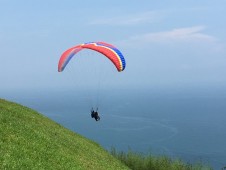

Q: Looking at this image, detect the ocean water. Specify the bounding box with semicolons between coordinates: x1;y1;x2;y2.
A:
2;88;226;169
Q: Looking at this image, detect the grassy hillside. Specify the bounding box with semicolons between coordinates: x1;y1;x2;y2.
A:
0;98;129;170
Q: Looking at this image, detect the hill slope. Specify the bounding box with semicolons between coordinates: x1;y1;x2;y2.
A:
0;98;129;170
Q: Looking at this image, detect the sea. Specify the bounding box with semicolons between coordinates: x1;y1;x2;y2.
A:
2;87;226;169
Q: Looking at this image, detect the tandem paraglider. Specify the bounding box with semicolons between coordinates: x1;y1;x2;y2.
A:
91;107;100;121
58;41;126;121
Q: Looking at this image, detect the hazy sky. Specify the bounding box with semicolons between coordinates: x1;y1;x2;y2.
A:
1;0;226;92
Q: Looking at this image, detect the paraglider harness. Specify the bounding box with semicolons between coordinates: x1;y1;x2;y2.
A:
91;108;100;121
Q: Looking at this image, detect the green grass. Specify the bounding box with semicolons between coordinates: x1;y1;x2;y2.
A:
0;98;129;170
0;98;213;170
110;148;213;170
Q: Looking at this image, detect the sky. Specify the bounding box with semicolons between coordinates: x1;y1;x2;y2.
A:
1;0;226;92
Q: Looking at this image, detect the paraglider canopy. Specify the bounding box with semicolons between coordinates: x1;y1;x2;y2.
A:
58;42;126;72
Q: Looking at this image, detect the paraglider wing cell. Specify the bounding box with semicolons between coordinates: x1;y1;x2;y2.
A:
58;46;82;72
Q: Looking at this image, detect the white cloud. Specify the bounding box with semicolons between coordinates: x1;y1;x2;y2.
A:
117;26;220;49
130;26;216;43
89;11;162;26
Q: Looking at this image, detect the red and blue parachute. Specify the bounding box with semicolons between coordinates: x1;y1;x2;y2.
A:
58;42;126;72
